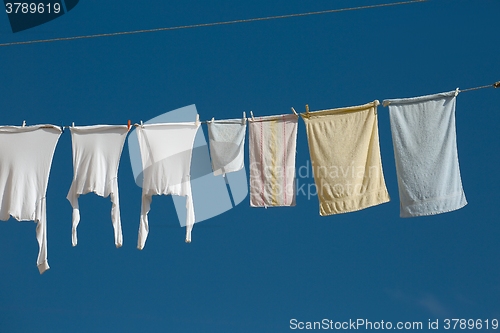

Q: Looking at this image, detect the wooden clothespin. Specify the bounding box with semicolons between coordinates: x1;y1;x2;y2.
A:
302;104;310;118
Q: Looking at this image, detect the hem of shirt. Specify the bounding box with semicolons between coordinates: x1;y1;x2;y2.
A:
38;260;49;274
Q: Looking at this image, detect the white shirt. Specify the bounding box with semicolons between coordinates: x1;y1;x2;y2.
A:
136;122;200;248
66;125;129;247
0;125;61;274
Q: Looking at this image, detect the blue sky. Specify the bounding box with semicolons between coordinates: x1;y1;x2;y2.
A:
1;0;499;332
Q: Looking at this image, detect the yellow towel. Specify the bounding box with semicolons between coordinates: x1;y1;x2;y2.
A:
301;101;390;216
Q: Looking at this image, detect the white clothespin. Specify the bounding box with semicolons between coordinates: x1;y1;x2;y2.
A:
243;111;246;124
373;100;380;114
250;111;255;121
196;114;200;126
22;120;26;127
71;122;75;127
140;120;143;128
291;107;298;116
455;87;460;96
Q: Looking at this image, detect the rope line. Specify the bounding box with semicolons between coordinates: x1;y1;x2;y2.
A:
460;81;500;93
0;0;427;47
29;79;499;129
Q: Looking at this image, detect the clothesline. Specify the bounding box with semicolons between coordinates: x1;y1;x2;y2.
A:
18;80;498;129
0;0;428;47
459;81;500;93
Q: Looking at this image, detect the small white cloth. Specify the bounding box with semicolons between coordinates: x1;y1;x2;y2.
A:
66;125;129;247
207;118;246;176
249;114;298;207
136;122;200;248
383;91;467;217
0;125;61;274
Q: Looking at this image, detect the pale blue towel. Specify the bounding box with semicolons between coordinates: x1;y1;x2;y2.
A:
383;91;467;217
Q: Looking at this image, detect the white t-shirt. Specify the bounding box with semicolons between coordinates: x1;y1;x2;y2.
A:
67;125;129;247
0;125;61;274
136;122;200;248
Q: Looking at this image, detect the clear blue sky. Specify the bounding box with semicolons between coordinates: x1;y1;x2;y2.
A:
1;1;499;332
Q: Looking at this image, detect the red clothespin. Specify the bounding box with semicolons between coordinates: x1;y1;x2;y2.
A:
127;120;131;131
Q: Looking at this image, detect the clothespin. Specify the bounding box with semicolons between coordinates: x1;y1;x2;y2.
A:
127;120;131;131
455;87;460;97
303;104;310;118
250;111;255;121
373;100;380;114
22;120;26;127
60;122;65;133
243;111;246;124
291;107;298;116
494;81;500;88
72;122;75;127
195;114;200;126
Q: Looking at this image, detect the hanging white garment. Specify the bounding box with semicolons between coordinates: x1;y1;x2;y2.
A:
0;125;61;274
383;91;467;217
207;117;246;176
66;125;129;247
136;122;200;248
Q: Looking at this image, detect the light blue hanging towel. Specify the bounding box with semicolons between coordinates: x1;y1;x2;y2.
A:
383;90;467;217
